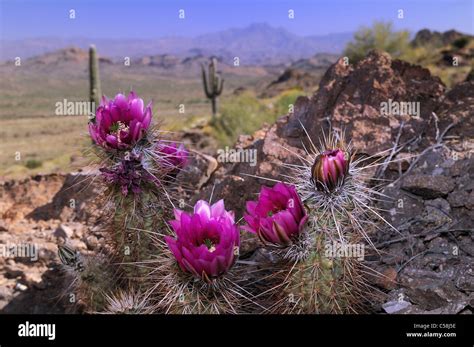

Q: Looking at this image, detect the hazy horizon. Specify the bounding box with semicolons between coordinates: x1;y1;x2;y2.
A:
1;23;356;42
0;23;356;62
1;0;472;40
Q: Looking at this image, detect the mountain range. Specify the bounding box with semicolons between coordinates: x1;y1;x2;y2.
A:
1;23;352;65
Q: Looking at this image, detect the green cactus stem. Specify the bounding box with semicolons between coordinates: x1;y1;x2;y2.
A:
201;57;224;123
111;189;169;288
264;232;370;314
58;245;118;313
89;45;101;113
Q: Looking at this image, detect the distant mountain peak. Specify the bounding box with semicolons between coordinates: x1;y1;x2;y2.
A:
27;46;88;64
412;28;473;47
247;22;273;29
2;24;352;65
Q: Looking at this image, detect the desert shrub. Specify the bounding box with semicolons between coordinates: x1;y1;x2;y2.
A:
25;159;42;169
453;36;470;49
344;21;411;63
427;65;472;88
212;90;307;147
272;89;306;117
212;93;275;147
401;44;441;66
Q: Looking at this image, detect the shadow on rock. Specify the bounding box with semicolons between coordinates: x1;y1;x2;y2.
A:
0;265;71;314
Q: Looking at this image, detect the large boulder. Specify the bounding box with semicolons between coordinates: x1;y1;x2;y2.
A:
197;50;473;218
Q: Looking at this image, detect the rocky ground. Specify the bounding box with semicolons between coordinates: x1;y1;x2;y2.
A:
0;50;472;314
0;173;103;313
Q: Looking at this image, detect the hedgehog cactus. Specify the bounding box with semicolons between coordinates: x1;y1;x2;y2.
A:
58;245;118;313
242;129;391;314
70;84;392;314
201;57;224;122
267;234;368;314
87;91;188;287
149;200;247;314
292;129;385;247
104;289;148;314
243;193;370;314
111;187;160;282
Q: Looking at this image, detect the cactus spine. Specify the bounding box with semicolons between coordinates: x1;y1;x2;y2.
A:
253;129;387;314
58;245;118;313
146;247;246;314
266;232;368;314
201;57;224;122
89;45;101;112
111;189;165;284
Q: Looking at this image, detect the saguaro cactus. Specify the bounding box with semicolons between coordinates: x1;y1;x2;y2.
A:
201;57;224;122
89;45;101;112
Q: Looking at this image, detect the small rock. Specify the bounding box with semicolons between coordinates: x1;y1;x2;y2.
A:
402;174;455;199
447;189;469;208
4;263;25;278
22;271;46;290
38;247;57;263
426;197;451;213
68;239;87;251
449;158;471;177
382;300;411;314
406;285;456;311
427;302;470;314
54;224;74;239
0;220;8;232
388;155;411;172
455;264;474;292
0;286;12;300
85;235;99;250
73;229;84;239
14;282;28;292
423;199;452;226
176;153;218;190
425;237;447;250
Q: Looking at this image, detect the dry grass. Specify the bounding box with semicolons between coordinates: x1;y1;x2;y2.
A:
0;62;273;178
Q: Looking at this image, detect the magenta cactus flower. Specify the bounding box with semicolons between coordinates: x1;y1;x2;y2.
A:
311;149;350;193
156;142;188;170
89;91;152;150
165;200;240;281
244;182;308;246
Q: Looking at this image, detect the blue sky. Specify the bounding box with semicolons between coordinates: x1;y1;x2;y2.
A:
1;0;472;39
